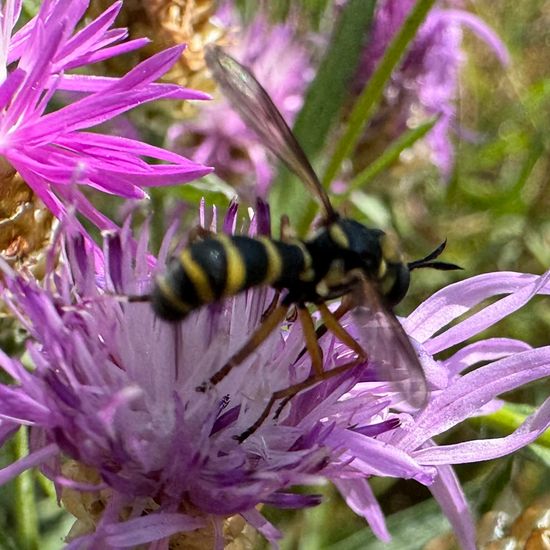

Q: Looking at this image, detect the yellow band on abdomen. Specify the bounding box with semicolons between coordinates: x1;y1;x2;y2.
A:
258;236;283;284
217;235;247;295
179;249;215;303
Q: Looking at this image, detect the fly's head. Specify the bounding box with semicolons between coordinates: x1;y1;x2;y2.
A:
327;219;408;307
332;218;463;306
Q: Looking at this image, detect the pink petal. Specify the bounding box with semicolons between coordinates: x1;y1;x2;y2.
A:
444;338;532;377
326;428;434;484
413;397;550;464
0;443;58;484
334;478;391;542
397;347;550;450
429;463;476;550
406;272;550;345
104;513;205;546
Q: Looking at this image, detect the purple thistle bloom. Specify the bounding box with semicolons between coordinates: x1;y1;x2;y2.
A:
0;206;549;548
0;0;211;233
168;6;313;199
357;0;509;178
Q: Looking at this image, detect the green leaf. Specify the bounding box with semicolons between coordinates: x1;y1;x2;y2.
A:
322;0;438;189
347;191;392;228
294;0;377;160
171;175;235;208
302;0;332;29
527;443;550;467
270;0;376;235
21;0;41;18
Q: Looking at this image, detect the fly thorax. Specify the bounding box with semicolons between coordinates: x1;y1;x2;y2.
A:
315;259;351;297
331;218;385;274
289;239;316;282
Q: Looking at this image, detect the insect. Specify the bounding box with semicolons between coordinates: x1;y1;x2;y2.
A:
152;46;461;441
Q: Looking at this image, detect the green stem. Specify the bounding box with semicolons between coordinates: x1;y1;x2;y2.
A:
270;0;375;235
322;0;438;189
14;427;39;550
337;118;437;203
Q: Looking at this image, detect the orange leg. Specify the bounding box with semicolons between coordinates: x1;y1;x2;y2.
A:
317;302;365;359
294;298;353;363
236;355;363;443
261;290;281;322
196;303;290;392
236;300;366;442
297;304;324;377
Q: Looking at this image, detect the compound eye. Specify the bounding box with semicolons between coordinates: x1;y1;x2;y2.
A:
384;263;410;307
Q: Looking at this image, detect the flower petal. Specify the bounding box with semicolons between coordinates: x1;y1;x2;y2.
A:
413;396;550;464
405;272;550;345
396;347;550;450
0;443;58;485
104;513;205;547
429;463;476;550
326;428;434;483
334;478;391;542
444;338;532;377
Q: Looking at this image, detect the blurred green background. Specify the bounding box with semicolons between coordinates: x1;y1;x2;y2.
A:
1;1;549;549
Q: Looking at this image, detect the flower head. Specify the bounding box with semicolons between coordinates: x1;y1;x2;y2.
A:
168;5;313;199
0;206;549;548
0;0;211;236
355;0;509;178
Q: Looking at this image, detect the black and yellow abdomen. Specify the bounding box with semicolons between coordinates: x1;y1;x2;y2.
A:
152;234;309;321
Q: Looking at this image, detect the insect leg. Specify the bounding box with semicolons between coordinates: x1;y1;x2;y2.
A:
294;296;353;363
317;302;365;359
261;290;281;322
196;302;290;392
236;302;366;442
297;304;324;377
274;302;365;423
236;356;363;443
286;304;298;323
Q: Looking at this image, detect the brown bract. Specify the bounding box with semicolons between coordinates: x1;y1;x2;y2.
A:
0;160;54;279
62;459;259;549
89;0;227;108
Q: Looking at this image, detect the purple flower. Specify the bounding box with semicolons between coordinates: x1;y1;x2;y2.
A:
356;0;509;178
0;206;549;548
168;6;313;199
0;0;211;233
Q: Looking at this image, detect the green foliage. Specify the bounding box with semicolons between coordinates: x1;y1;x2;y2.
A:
270;0;376;234
321;0;437;189
340;118;438;202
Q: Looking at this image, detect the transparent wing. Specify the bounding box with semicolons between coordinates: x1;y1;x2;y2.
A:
205;45;337;223
351;279;428;409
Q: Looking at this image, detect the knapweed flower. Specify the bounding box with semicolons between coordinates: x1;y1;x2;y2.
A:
0;204;549;548
354;0;509;178
89;0;226;94
168;5;313;199
0;0;211;239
